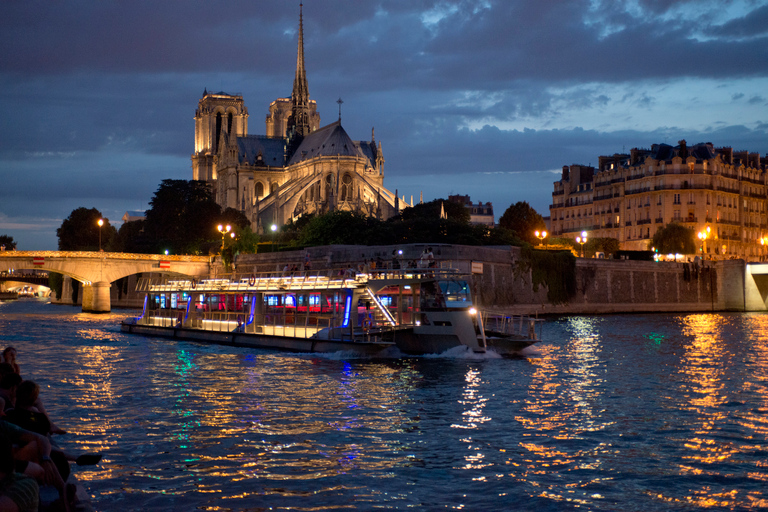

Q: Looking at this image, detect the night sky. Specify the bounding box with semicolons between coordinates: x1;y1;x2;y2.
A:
2;0;767;250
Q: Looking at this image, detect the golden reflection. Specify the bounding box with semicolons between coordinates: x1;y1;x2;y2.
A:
513;317;613;504
452;368;493;470
672;313;768;508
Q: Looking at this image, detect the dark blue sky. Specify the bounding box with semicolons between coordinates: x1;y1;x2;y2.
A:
2;0;767;250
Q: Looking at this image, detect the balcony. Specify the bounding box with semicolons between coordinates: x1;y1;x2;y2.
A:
625;221;632;226
637;219;652;225
655;217;663;223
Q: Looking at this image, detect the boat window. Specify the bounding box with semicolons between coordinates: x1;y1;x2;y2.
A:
438;280;472;308
421;280;472;310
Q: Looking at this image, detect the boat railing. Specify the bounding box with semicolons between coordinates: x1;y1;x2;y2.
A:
136;267;469;294
481;312;545;341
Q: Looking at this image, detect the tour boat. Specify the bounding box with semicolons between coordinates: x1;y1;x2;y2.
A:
121;268;543;357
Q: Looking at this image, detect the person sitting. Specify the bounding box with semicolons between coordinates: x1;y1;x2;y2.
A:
1;349;19;376
0;418;69;510
0;435;39;512
5;381;51;437
0;370;21;413
0;362;64;436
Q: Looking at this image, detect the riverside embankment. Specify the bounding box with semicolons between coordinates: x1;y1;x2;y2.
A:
52;243;766;314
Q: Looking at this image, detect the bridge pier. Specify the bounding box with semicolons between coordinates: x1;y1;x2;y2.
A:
82;281;111;313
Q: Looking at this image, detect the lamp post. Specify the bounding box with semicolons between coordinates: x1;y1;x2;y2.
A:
576;231;587;258
97;218;104;251
270;224;278;252
697;226;710;259
217;224;232;252
534;230;547;246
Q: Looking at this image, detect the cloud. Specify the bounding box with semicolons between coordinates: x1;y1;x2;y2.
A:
1;0;768;251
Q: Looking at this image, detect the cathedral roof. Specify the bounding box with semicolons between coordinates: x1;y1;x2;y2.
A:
287;121;371;166
236;136;286;167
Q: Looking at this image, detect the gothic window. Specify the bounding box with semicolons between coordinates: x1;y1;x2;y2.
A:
255;181;264;198
325;174;333;196
270;182;278;194
340;174;353;202
228;112;234;134
215;112;223;147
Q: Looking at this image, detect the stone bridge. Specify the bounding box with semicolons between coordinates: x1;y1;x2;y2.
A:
0;251;211;312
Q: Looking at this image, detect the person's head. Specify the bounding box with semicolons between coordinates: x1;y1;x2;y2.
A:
0;372;21;391
16;380;39;408
2;347;16;363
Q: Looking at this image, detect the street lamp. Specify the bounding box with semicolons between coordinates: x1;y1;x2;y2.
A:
576;231;587;258
697;226;710;258
217;224;232;252
534;230;547;246
97;218;104;251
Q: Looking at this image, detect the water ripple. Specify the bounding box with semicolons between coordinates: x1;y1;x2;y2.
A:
1;302;767;510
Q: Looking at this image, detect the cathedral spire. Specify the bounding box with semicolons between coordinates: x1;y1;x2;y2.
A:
289;3;310;138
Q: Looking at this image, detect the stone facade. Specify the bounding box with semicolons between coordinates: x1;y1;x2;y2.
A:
550;141;768;260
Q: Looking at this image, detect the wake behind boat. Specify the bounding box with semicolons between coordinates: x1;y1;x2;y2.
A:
120;268;543;356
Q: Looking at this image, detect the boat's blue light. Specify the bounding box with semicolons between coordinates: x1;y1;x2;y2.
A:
342;292;352;328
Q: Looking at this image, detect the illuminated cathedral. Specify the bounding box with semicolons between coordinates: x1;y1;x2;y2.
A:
191;5;402;232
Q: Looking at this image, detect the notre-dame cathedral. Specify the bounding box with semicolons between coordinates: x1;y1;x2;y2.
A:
191;5;403;233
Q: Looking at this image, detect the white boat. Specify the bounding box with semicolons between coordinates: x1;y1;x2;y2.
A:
120;268;543;356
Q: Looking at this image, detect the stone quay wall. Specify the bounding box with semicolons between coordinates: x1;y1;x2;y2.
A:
52;243;758;314
234;244;754;315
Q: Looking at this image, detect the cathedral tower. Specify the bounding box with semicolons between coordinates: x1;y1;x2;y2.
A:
286;4;311;140
192;90;248;182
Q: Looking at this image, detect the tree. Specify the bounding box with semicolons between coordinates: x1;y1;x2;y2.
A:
143;180;222;254
0;235;16;251
109;220;150;253
57;207;116;251
397;199;471;225
498;201;546;244
297;211;385;246
585;237;620;258
652;223;696;255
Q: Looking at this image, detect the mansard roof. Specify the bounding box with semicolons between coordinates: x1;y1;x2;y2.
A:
287;121;372;166
650;142;716;163
237;136;286;167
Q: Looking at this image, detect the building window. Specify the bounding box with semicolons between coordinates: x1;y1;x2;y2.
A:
340;174;353;202
674;194;681;205
255;181;264;198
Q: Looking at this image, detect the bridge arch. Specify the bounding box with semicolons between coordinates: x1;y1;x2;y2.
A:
0;252;211;313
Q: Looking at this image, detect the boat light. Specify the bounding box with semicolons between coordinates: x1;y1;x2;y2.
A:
469;307;477;315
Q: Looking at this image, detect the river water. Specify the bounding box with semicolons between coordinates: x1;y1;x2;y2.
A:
0;298;767;511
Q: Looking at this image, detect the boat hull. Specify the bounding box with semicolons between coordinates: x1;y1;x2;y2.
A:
120;322;395;356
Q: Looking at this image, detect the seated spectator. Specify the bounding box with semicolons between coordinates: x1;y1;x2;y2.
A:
1;349;18;376
0;435;39;512
0;419;68;510
0;355;65;435
5;382;51;437
0;370;21;413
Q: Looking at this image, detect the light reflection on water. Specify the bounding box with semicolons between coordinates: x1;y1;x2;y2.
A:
1;299;768;510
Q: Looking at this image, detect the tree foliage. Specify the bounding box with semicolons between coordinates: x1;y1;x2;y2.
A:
652;223;697;255
142;180;222;254
498;201;546;244
520;246;577;304
115;180;257;255
0;235;16;250
280;199;525;248
585;237;621;258
57;207;117;251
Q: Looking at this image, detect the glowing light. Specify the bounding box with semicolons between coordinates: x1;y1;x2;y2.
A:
469;307;477;315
